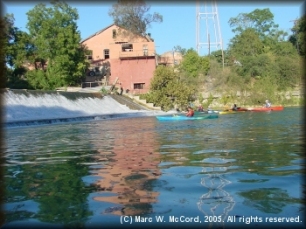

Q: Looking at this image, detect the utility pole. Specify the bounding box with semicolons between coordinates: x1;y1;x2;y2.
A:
172;48;175;66
196;0;224;69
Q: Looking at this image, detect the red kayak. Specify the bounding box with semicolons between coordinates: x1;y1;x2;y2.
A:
247;105;284;111
235;107;248;111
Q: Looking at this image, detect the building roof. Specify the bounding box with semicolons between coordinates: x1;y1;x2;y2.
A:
80;24;115;43
80;23;153;43
161;51;183;58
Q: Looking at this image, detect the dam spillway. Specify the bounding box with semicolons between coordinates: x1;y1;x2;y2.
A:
2;89;162;127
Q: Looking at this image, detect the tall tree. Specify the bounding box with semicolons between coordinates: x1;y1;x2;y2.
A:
108;0;163;36
25;1;88;89
228;8;288;48
289;16;306;56
227;8;301;90
2;14;33;88
3;14;30;68
228;28;264;57
229;8;279;37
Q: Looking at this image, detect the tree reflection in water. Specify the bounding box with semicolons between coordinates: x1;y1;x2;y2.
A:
239;188;301;214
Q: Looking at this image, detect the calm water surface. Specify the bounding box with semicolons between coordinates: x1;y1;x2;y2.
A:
2;107;305;228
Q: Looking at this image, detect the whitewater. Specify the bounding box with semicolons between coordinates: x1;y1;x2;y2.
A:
2;90;170;127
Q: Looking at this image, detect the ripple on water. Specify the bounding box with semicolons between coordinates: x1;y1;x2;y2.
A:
161;144;193;149
269;165;301;172
201;166;228;173
81;175;103;186
193;149;238;155
159;162;179;167
4;199;40;213
202;158;236;164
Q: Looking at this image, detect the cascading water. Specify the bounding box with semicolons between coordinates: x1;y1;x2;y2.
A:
2;89;162;127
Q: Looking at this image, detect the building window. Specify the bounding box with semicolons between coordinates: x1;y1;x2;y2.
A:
122;43;133;52
134;83;145;89
112;29;117;39
85;50;93;60
104;49;109;59
143;44;148;56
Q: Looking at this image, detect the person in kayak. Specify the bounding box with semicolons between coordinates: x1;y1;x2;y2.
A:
186;106;194;117
198;104;204;112
232;104;238;111
265;100;271;108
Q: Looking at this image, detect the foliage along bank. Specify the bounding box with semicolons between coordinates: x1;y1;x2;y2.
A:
141;8;304;111
3;2;89;90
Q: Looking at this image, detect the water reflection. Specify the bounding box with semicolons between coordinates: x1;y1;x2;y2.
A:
3;108;304;227
88;118;162;216
198;166;235;228
3;125;96;227
238;188;301;214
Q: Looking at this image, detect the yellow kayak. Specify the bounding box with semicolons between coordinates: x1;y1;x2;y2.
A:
219;110;246;115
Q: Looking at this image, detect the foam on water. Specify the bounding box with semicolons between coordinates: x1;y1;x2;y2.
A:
3;90;167;127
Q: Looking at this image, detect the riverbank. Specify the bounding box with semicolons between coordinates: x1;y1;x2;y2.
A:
14;86;304;111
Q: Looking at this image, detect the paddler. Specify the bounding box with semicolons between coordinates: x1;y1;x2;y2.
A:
264;100;271;108
186;106;194;117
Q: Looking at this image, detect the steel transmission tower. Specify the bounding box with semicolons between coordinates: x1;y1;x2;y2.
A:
196;0;224;68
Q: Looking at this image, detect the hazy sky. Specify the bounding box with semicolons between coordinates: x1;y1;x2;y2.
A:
3;1;304;55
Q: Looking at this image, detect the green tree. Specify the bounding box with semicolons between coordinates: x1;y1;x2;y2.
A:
228;8;288;55
228;8;283;39
3;14;18;67
274;55;301;90
108;0;163;36
289;16;306;56
237;54;272;79
222;7;303;99
2;14;33;88
179;49;210;78
210;49;226;64
143;66;195;111
173;45;187;56
25;1;88;90
228;28;264;57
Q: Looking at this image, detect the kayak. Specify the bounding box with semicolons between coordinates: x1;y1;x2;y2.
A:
233;107;248;111
219;110;246;115
207;110;220;114
156;114;218;121
219;107;248;114
222;107;248;112
247;105;284;111
195;110;219;114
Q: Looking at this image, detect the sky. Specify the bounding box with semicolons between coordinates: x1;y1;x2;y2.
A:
2;1;304;56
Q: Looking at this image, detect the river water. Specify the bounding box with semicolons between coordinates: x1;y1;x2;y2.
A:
1;90;305;228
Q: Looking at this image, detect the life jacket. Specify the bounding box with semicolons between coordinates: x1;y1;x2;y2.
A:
187;110;194;117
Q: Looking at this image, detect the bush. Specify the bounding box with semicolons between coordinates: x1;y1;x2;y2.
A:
145;66;196;111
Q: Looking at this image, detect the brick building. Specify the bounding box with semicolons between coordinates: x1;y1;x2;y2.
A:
80;24;156;94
